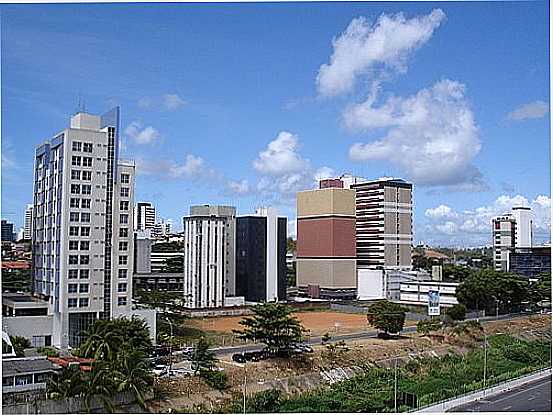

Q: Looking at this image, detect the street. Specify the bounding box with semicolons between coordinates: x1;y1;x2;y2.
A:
451;375;552;412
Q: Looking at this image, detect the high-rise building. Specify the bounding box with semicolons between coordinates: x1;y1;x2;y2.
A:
152;219;172;239
349;178;413;270
134;202;156;231
1;220;15;242
183;205;236;308
492;206;533;271
31;108;135;348
236;208;287;302
296;181;357;299
23;204;33;240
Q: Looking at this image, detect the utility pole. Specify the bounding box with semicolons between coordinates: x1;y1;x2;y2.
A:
243;362;247;414
394;357;398;413
483;332;488;393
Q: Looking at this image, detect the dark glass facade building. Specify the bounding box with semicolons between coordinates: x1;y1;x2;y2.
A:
509;247;551;278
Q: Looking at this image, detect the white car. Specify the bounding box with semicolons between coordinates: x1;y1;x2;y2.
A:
153;365;168;376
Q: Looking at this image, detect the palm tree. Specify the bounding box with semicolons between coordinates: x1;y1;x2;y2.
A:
82;361;116;413
113;345;153;408
47;367;85;400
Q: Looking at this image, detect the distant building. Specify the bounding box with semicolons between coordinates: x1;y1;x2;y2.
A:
152;219;172;239
183;205;237;308
492;206;533;271
296;181;357;299
508;246;551;279
23;205;33;240
236;208;287;302
399;280;459;307
134;202;156;231
1;220;15;242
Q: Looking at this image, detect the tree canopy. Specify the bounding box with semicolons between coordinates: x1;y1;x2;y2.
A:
366;300;407;335
191;337;217;374
234;302;306;355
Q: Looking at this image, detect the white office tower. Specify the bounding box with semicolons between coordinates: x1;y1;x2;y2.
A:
134;202;156;231
32;108;135;348
152;219;172;238
257;207;279;301
183;205;236;308
512;206;533;248
23;204;33;240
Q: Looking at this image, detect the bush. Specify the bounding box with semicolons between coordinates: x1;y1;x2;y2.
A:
200;369;228;391
416;319;442;335
446;304;467;321
10;336;31;357
37;346;59;357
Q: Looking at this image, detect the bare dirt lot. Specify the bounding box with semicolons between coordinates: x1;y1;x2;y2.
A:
189;310;395;336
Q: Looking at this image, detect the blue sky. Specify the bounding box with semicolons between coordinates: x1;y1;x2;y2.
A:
1;1;550;246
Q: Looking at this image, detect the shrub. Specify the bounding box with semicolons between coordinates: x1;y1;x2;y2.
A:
446;304;467;321
200;369;228;391
10;336;31;357
416;319;442;336
37;346;59;357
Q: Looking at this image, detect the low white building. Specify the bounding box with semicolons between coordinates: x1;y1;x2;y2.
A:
399;280;459;307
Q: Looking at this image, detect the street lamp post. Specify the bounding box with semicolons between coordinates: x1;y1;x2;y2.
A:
394;357;398;413
483;332;488;393
243;362;247;414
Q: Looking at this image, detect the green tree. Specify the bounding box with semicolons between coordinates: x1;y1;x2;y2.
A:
190;337;217;374
286;238;297;253
47;367;86;400
366;300;407;336
416;319;442;336
199;369;228;391
442;265;474;282
10;336;30;357
234;302;305;355
112;347;153;408
446;304;467;322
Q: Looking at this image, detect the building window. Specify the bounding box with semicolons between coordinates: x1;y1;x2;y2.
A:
81;213;91;222
120;187;129;198
120;214;128;224
118;283;127;293
69;241;79;250
70;212;80;222
121;174;130;183
70;226;79;236
82;171;92;181
80;255;90;265
79;298;89;307
119;241;128;251
68;284;78;293
119;228;128;237
14;375;33;386
82;157;93;167
70;184;80;194
117;297;127;306
81;185;91;195
79;283;89;293
68;298;78;308
70;198;80;208
120;201;129;211
72;142;82;152
71;170;81;180
69;255;79;265
68;269;79;279
118;256;128;265
81;227;90;237
118;269;128;279
71;156;81;166
81;199;91;209
79;269;89;279
83;143;93;153
80;241;89;250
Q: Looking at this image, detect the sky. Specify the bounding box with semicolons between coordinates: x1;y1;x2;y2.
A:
1;1;550;247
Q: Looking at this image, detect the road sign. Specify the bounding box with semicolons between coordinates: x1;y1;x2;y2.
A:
428;290;440;316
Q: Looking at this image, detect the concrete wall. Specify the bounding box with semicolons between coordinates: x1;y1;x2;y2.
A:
297;188;355;217
296;259;356;289
297;217;356;257
2;316;53;340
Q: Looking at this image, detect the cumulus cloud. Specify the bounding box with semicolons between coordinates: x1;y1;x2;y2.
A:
346;79;484;190
422;194;551;245
162;94;186;110
253;131;310;176
125;121;160;144
507;100;549;121
226;179;251;195
317;9;446;97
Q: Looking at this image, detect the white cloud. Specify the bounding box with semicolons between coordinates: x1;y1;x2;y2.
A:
136;154;206;179
507;100;549;121
253;131;310;176
168;154;204;178
422;194;552;245
125;121;160;144
317;9;446;97
313;166;336;182
137;97;152;109
162;94;186;110
226;179;251;195
346;79;484;190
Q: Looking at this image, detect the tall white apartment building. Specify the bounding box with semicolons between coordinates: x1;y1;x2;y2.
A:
349;178;413;270
183;205;236;308
134;202;156;231
32;108;135;348
23;204;33;240
492;206;533;271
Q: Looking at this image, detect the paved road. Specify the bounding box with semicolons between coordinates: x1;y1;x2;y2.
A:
450;375;552;412
211;312;539;356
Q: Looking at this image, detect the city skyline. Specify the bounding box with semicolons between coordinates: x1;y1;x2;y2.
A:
1;1;550;247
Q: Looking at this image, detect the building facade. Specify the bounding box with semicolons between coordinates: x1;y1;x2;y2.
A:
23;205;33;240
134;202;156;231
508;246;550;279
350;178;413;270
512;206;533;248
296;182;357;299
31;109;135;348
2;220;15;242
492;206;533;272
236;208;287;302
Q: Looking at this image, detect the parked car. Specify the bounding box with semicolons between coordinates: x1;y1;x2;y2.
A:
232;353;247;363
152;364;168;376
295;344;314;353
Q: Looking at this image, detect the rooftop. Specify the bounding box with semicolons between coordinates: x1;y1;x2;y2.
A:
2;357;61;377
